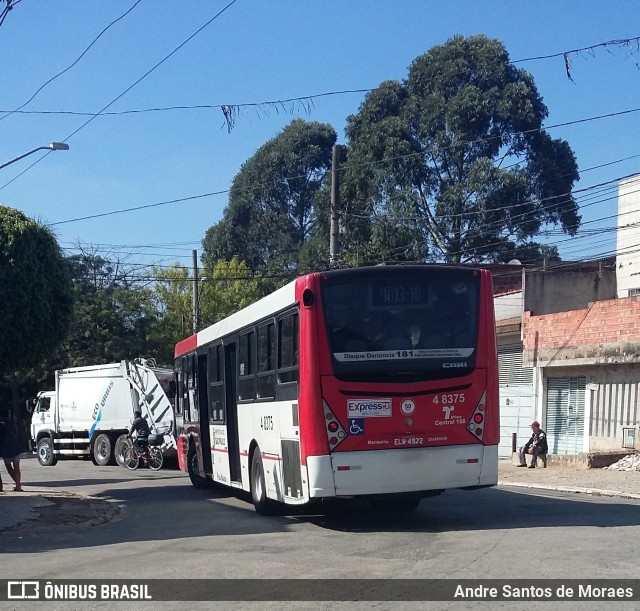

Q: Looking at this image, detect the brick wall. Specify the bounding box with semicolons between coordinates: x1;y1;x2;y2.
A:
523;297;640;350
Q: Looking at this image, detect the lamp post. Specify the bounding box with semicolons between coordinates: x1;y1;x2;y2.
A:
0;142;69;170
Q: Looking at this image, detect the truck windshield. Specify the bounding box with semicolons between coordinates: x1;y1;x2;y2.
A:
321;270;480;381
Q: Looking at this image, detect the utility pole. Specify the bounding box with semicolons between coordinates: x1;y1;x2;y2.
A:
192;249;200;334
329;144;340;267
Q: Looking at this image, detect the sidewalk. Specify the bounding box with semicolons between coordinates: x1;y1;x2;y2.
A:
498;459;640;500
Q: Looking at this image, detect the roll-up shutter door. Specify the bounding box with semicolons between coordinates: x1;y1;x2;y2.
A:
546;377;586;454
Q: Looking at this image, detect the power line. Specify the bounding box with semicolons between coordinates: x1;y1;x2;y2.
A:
2;31;638;196
0;0;144;122
5;34;640;120
0;0;240;193
512;36;640;63
50;190;229;226
0;89;371;118
0;0;22;29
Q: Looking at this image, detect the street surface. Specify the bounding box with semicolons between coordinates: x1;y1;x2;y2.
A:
1;456;640;611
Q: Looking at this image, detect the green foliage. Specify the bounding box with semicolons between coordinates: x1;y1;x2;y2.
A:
53;254;160;367
148;264;193;363
203;119;336;273
199;258;262;325
0;206;73;372
149;257;262;363
344;35;580;264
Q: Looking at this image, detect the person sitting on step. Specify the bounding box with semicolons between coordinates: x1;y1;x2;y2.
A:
517;421;548;469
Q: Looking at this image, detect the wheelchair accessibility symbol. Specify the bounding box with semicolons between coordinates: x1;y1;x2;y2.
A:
349;418;365;435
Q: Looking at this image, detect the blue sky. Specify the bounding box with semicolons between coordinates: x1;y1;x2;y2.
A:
1;0;640;271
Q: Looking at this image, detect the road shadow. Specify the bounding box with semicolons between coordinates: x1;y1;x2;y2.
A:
1;482;297;554
25;474;183;489
297;486;640;533
3;484;639;555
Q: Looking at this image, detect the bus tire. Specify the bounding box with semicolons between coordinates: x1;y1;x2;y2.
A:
92;434;114;466
37;437;57;467
187;443;210;489
371;495;421;512
250;451;277;515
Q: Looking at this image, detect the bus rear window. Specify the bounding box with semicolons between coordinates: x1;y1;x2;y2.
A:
321;272;480;380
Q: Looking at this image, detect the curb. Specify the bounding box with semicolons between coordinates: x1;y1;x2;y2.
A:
498;480;640;501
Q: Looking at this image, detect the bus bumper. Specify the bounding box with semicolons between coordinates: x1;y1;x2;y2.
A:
306;444;498;498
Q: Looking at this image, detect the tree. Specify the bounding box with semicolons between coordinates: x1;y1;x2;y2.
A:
344;35;580;264
52;251;160;367
148;264;193;363
199;258;262;324
203;119;336;274
149;258;262;363
0;206;73;372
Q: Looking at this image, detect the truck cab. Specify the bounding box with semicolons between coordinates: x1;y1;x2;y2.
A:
28;391;58;465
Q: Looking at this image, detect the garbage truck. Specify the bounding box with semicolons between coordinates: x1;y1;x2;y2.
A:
28;359;177;467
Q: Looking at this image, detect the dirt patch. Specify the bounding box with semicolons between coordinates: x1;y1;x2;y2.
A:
34;494;122;527
6;492;122;533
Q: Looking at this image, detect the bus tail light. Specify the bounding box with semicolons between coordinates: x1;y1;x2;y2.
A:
467;391;486;441
323;400;346;451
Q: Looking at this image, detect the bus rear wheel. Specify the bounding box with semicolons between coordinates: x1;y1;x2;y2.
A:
250;450;278;515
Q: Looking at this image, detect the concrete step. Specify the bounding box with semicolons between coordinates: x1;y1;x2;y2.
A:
511;450;633;469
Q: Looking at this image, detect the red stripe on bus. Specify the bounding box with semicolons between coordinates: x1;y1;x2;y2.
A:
175;334;198;357
262;453;282;462
211;447;228;453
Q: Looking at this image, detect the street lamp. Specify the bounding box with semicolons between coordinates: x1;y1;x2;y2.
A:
0;142;70;170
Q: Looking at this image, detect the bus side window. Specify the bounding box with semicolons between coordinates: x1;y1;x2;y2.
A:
278;312;299;384
182;354;198;423
238;331;256;401
257;322;275;400
175;358;185;417
209;343;225;422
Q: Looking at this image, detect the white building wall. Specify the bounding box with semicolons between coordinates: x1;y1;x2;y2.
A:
616;175;640;298
494;290;523;321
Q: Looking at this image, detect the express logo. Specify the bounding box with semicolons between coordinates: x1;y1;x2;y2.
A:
347;398;392;418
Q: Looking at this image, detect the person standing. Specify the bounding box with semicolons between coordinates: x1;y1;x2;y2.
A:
0;408;23;491
517;421;548;469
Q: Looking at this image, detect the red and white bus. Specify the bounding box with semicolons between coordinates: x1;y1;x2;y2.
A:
174;265;498;513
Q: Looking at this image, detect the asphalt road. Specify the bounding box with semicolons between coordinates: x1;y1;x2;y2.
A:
1;456;640;611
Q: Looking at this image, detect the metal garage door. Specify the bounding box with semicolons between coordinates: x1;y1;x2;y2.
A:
545;377;586;455
498;343;533;458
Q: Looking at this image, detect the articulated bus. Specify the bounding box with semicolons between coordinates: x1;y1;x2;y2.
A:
174;265;498;514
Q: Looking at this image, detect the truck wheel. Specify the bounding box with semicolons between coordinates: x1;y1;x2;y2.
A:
92;434;115;466
114;434;131;467
37;438;57;467
250;450;278;515
187;443;211;489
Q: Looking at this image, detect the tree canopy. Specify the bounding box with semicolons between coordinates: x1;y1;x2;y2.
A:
56;252;159;367
0;206;73;372
343;34;580;264
203;119;336;273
